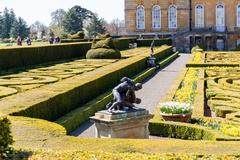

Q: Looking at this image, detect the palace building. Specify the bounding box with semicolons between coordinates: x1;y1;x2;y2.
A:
125;0;240;51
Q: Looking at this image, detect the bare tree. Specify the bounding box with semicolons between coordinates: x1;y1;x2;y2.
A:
30;21;48;39
105;18;125;36
49;9;66;36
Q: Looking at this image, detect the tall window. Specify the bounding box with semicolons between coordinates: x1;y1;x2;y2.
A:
168;5;177;29
195;4;204;28
216;4;225;31
237;5;240;27
136;5;145;29
152;5;161;29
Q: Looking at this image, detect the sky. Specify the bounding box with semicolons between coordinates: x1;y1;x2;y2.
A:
0;0;124;26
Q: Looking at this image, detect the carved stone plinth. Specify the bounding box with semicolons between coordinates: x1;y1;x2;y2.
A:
90;108;153;139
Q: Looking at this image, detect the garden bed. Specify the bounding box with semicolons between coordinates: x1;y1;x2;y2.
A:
150;51;240;140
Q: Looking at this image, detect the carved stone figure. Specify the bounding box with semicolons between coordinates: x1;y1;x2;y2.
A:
106;77;142;113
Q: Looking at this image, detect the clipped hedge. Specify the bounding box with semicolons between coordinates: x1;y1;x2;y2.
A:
186;63;239;68
86;37;122;59
56;64;159;133
61;38;135;50
56;92;113;133
0;46;173;122
137;39;172;47
0;116;13;159
61;39;92;43
17;150;240;160
10;117;240;157
56;50;177;133
113;38;136;50
149;120;217;140
159;52;179;68
86;48;121;59
0;42;91;70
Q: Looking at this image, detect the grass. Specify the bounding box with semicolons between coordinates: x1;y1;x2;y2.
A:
0;41;50;48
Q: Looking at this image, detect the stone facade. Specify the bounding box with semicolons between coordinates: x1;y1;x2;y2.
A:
125;0;240;51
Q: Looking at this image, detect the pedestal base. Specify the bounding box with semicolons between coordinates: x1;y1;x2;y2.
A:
90;108;153;139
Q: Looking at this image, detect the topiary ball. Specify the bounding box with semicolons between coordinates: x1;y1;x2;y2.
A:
86;48;121;59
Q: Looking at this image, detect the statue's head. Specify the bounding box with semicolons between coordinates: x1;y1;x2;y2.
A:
135;83;142;90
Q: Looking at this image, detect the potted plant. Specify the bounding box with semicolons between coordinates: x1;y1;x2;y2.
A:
160;102;192;122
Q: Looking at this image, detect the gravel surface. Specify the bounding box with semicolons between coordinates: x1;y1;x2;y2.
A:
70;54;192;138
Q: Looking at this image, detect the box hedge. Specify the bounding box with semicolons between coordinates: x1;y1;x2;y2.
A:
186;63;239;68
137;39;172;47
113;38;136;50
0;116;13;159
61;38;135;50
149;120;217;140
56;65;158;133
0;46;173;122
0;42;91;70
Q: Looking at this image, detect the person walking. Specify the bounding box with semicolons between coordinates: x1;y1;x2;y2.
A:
17;36;22;46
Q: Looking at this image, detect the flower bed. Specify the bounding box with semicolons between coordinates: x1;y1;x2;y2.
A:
150;51;240;140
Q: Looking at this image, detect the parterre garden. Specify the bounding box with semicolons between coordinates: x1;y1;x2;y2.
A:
1;39;240;159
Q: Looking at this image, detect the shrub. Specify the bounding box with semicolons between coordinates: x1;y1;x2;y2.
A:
1;46;173;122
149;120;217;140
0;42;91;70
113;38;136;50
91;38;115;49
86;37;121;59
86;48;121;59
0;117;14;159
68;31;85;39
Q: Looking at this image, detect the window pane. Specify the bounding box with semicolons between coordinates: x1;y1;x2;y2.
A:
169;6;177;29
237;5;240;27
136;6;145;29
195;5;204;28
152;6;161;29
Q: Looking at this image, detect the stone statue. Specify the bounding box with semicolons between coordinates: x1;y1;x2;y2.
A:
146;40;160;68
150;40;155;55
106;77;142;113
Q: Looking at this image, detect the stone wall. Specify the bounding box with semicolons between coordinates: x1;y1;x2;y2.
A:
125;0;190;34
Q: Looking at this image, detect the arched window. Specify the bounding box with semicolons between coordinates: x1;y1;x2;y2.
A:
168;5;177;29
195;4;204;28
216;4;225;31
152;5;161;29
136;5;145;29
237;4;240;27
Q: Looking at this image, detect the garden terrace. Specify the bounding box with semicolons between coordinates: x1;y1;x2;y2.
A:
9;116;240;159
4;48;240;159
149;51;240;141
0;46;173;121
186;51;240;68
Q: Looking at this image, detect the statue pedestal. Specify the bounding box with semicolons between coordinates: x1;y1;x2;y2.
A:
90;108;153;139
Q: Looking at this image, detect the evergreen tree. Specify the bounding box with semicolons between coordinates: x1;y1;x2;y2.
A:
86;14;106;38
0;13;3;36
0;8;17;38
63;5;93;34
10;17;29;39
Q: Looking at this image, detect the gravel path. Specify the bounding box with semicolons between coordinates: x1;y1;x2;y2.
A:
71;54;192;138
